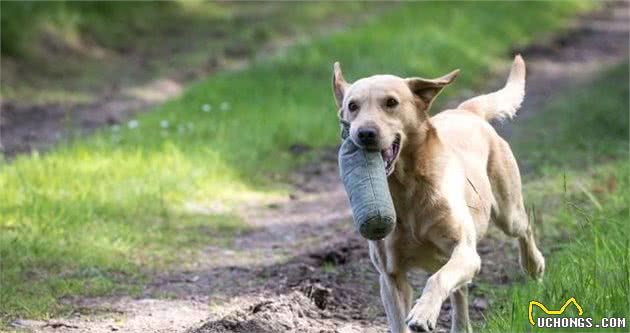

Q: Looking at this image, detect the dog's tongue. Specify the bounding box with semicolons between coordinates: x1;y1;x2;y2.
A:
382;146;394;162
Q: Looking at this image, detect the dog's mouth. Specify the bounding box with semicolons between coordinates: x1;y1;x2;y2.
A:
381;134;401;176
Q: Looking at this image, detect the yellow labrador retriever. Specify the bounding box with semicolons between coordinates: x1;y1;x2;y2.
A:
332;56;545;333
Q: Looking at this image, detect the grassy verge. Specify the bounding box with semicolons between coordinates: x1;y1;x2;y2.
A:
480;62;629;332
0;1;593;323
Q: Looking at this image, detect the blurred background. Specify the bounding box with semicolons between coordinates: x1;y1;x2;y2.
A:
1;2;628;332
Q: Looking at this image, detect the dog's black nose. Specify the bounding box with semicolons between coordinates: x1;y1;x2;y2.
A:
357;127;379;146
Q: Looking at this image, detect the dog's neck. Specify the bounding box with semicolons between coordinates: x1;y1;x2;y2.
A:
391;119;446;190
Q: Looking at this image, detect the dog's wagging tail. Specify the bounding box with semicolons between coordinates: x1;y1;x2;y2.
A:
458;55;526;121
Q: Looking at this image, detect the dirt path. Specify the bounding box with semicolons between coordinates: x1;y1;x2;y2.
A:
11;3;629;333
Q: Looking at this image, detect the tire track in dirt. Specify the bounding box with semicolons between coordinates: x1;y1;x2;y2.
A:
16;3;628;333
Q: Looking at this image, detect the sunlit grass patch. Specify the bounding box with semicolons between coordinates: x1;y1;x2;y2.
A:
0;149;252;321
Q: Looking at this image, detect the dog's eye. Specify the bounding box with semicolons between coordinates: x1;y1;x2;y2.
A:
385;98;398;108
348;101;359;112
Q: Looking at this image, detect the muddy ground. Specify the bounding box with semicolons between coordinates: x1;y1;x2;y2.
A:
7;2;629;333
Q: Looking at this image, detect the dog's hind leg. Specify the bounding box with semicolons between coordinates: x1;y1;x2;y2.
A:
495;204;544;280
489;140;545;280
450;285;472;333
517;220;545;280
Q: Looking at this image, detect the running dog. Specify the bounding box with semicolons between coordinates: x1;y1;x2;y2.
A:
332;56;545;333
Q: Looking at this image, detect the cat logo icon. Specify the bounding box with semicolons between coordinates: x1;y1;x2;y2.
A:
528;297;583;326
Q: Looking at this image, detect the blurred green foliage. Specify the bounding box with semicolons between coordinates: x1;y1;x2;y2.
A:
1;1;380;103
2;1;170;56
513;62;629;175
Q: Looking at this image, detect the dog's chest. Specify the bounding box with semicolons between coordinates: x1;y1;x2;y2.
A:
388;180;451;241
387;215;452;272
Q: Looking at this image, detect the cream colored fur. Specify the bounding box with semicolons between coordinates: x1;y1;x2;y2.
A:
332;56;545;333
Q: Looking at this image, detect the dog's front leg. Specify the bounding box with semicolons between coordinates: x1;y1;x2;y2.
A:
406;237;480;332
370;241;413;333
380;272;413;333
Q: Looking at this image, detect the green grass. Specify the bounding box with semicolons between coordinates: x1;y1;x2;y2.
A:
0;1;594;324
479;62;629;332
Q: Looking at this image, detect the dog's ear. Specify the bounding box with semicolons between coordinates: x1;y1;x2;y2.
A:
332;62;349;109
406;69;459;111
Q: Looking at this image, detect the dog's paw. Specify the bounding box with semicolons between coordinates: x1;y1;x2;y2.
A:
520;246;545;281
405;298;440;332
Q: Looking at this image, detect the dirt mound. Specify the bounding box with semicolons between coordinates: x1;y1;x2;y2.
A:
191;288;338;333
188;238;384;333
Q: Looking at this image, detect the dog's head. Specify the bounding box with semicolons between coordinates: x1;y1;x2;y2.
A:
332;62;459;176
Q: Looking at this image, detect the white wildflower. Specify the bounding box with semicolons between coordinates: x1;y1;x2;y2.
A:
220;102;230;112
